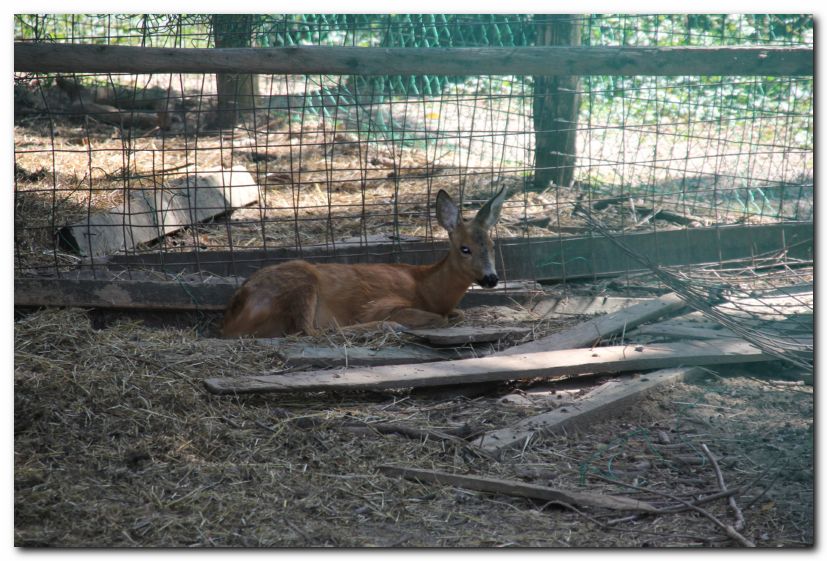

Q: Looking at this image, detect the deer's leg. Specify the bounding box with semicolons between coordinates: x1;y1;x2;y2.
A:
337;296;461;336
445;309;465;322
335;320;408;336
386;307;450;329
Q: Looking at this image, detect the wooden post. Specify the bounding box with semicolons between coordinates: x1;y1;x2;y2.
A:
212;15;259;129
532;15;582;190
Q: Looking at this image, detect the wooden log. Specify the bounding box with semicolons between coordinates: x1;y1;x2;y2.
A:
495;293;686;356
471;367;706;455
15;43;813;76
56;75;170;110
66;100;159;128
378;465;660;512
57;167;259;257
104;222;814;282
202;339;770;395
405;326;531;346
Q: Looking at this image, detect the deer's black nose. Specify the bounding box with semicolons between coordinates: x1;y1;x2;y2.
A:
479;274;499;288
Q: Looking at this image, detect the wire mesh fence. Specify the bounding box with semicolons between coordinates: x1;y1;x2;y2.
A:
13;14;813;367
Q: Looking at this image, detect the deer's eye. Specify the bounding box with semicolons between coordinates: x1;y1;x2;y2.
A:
461;246;472;255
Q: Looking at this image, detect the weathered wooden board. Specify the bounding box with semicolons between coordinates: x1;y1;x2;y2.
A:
14;277;232;311
277;343;448;368
104;222;813;282
405;326;531;346
13;277;538;311
378;466;659;512
472;367;706;456
494;293;686;356
202;338;769;395
16;43;813;76
57;167;259;257
531;296;655;318
631;323;738;340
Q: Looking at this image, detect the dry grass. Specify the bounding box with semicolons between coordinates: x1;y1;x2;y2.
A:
14;307;813;547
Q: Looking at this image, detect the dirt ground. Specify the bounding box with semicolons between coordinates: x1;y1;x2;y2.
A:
13;305;813;548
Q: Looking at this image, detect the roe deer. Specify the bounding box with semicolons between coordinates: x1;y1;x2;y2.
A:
221;186;508;338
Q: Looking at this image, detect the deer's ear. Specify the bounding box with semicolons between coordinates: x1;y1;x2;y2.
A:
474;186;507;229
436;190;461;233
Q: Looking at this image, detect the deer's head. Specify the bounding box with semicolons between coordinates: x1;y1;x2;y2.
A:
436;186;507;288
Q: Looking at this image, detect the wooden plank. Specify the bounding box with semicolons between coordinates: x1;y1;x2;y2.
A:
277;343;448;368
13;277;538;311
104;222;813;282
631;323;738;340
57;167;259;257
378;466;660;512
494;293;686;356
531;296;655;318
472;367;706;456
15;43;813;76
14;277;232;311
202;339;769;395
405;326;531;346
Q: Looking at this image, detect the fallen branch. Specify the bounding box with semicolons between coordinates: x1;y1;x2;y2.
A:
379;465;661;513
68;100;160;128
593;195;709;227
342;422;494;460
588;473;755;547
701;443;746;531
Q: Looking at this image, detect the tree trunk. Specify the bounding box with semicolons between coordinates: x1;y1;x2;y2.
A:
212;15;259;129
532;15;582;190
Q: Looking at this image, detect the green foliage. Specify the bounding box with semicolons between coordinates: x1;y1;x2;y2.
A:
14;14;813;168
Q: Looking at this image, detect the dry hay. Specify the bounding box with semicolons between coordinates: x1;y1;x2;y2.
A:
14;306;813;547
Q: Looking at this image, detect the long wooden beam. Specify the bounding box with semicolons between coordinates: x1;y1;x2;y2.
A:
12;277;539;311
105;222;814;281
15;43;813;76
202;339;769;394
13;277;232;311
14;221;812;311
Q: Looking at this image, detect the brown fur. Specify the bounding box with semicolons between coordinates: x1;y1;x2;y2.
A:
222;188;507;338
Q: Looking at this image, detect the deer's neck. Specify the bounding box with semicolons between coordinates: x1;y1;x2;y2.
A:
416;254;475;314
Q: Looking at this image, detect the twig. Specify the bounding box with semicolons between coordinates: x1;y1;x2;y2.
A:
293;417;496;460
701;443;746;531
588;473;755;547
742;463;788;511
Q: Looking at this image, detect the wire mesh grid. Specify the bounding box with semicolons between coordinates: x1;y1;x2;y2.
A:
14;14;813;367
